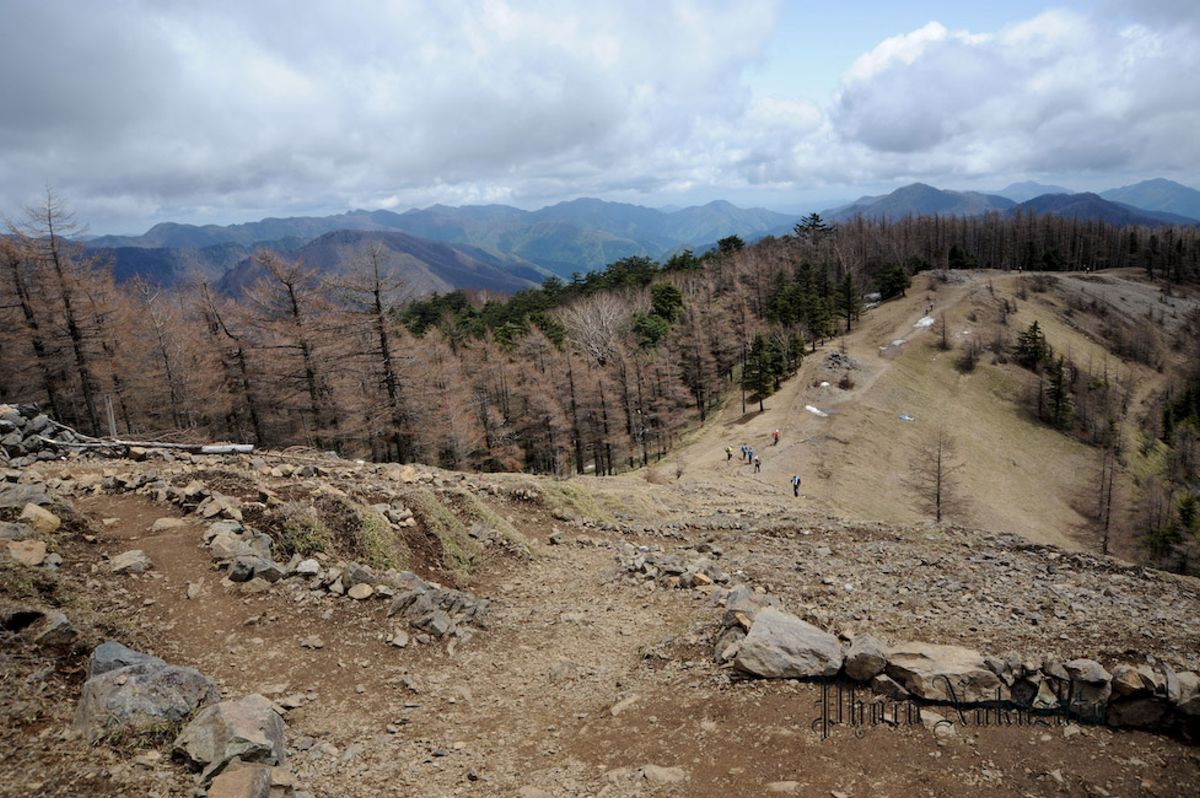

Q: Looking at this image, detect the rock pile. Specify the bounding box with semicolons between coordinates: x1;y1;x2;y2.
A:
615;542;731;590
714;585;1200;734
0;404;78;466
196;515;490;642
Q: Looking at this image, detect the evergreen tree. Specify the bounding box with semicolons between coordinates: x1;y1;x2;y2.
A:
742;333;776;412
1045;355;1073;430
1014;320;1050;370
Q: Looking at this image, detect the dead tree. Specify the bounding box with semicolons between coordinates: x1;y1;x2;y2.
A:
905;426;966;523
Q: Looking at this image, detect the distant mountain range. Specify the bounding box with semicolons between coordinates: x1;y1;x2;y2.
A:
216;230;544;297
991;181;1075;202
85;179;1199;296
1100;178;1200;220
87;199;797;290
824;178;1200;227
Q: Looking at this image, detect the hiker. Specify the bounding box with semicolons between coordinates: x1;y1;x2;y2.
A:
753;455;761;473
772;429;780;446
725;445;733;463
791;474;801;497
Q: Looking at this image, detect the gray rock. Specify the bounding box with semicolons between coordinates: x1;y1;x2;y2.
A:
0;521;33;540
844;635;888;682
109;549;153;574
0;482;51;509
1174;671;1200;716
293;558;321;577
75;662;220;743
734;607;843;679
229;556;284;584
174;694;286;779
213;530;273;561
90;641;168;677
886;642;1006;703
27;610;77;652
1062;658;1112;707
413;609;453;637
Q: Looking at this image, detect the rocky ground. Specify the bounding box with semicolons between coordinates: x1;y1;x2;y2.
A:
3;437;1200;797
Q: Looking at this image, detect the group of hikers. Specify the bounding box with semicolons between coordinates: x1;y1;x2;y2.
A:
725;429;802;496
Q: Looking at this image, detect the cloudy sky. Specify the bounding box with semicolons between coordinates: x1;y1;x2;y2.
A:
1;0;1198;233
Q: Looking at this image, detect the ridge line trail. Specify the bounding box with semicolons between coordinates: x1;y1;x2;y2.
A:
673;273;976;518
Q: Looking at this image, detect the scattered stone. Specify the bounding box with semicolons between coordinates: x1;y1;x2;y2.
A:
19;503;60;534
174;693;286;779
641;764;688;785
109;549;153;574
27;610;77;652
347;583;374;600
0;482;51;509
206;764;273;798
5;539;47;566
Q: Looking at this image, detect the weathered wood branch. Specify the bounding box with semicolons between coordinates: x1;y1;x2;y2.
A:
36;435;254;455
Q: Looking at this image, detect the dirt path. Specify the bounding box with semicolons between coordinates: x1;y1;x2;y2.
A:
50;482;1199;798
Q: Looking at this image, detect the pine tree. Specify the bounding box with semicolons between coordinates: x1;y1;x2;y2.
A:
1014;320;1050;370
1045;356;1073;430
742;333;777;412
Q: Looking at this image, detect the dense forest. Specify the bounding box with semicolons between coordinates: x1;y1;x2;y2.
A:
3;193;1200;480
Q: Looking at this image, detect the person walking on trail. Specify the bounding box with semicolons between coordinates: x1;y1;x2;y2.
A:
772;429;780;446
725;445;733;463
791;474;801;497
753;455;761;473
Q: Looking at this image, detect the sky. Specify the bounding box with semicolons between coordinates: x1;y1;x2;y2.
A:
1;0;1198;233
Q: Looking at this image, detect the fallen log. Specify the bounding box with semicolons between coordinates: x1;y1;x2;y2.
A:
36;435;254;455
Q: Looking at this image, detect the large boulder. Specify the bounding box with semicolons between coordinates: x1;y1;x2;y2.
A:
89;640;167;677
174;694;286;779
733;607;843;679
886;642;1006;703
75;661;220;743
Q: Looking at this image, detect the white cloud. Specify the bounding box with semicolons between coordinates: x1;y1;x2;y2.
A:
827;9;1200;185
0;1;1197;230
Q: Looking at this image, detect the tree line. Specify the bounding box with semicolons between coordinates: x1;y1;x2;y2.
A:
3;193;1200;478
